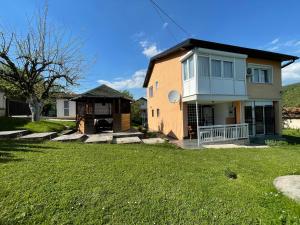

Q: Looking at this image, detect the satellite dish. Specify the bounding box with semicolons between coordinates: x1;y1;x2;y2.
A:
168;90;180;103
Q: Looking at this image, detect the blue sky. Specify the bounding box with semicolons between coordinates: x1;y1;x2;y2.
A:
1;0;300;98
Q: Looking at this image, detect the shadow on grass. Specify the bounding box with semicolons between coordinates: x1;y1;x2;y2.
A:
0;152;24;163
282;135;300;145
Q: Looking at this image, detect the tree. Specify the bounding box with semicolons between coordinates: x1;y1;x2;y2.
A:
121;90;143;125
0;5;84;121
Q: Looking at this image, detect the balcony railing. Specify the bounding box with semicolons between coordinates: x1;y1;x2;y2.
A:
197;123;249;144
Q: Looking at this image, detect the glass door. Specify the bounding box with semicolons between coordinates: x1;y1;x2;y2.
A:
244;106;253;136
264;106;275;134
255;106;264;135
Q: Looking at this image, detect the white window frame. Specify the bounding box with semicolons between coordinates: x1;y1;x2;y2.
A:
155;81;158;90
248;63;273;84
63;100;70;117
182;55;194;81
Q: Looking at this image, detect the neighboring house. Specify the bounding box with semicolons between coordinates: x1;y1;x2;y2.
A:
56;93;77;119
143;38;298;142
136;97;147;126
0;89;6;117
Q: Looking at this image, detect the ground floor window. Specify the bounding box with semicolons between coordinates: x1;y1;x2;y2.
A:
187;104;214;131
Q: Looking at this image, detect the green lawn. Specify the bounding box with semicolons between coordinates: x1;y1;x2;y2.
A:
0;117;76;133
0;133;300;224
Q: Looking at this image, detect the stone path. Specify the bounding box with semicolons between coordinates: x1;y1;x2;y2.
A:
85;134;113;143
0;130;28;139
113;132;143;138
52;133;86;142
19;132;57;140
142;138;165;144
113;136;141;144
274;175;300;203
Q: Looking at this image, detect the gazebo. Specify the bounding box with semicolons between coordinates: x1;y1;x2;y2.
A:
72;84;132;134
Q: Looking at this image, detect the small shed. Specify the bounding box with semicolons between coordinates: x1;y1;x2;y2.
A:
72;84;132;134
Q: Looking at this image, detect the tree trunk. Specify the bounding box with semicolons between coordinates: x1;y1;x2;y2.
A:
28;96;43;122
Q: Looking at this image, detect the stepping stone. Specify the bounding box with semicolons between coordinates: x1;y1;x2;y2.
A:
113;132;144;138
113;136;141;144
52;133;86;142
274;175;300;203
85;134;113;143
142;138;165;144
60;129;74;135
0;130;29;139
19;132;57;141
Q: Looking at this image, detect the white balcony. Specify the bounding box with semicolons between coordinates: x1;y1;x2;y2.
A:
181;48;248;102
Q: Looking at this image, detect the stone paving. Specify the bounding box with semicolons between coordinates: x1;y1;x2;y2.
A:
0;130;28;139
142;138;165;144
85;134;113;143
274;175;300;203
19;132;57;140
113;136;141;144
52;133;86;142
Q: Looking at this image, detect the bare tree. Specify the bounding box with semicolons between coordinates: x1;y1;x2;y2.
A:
0;5;84;121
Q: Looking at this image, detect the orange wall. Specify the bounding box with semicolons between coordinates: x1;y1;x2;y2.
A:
147;52;187;139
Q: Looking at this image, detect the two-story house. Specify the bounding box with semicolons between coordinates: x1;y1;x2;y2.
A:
143;39;298;143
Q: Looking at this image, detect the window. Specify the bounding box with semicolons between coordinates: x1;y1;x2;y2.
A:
151;109;154;117
211;59;221;77
249;65;272;84
182;56;194;80
63;100;69;116
155;81;159;90
149;86;153;97
223;61;233;78
198;56;209;77
157;108;160;117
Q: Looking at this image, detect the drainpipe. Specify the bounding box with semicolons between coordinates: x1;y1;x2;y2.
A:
281;59;296;69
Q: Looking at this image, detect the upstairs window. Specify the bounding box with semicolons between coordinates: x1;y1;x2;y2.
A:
155;81;159;90
223;61;233;78
149;86;153;97
198;56;209;77
211;59;221;77
249;65;272;84
182;56;194;80
157;108;160;117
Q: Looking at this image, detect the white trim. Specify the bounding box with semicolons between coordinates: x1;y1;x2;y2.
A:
196;47;248;59
180;50;194;62
182;94;248;102
248;63;273;84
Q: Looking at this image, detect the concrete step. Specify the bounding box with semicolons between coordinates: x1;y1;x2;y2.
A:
52;133;87;142
113;136;141;144
19;132;57;141
142;138;165;144
113;132;144;138
85;134;113;143
0;130;29;139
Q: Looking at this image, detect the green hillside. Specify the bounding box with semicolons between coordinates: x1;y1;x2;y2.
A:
282;82;300;107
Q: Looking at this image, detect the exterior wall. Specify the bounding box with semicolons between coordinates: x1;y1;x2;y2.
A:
246;58;281;100
56;99;76;118
0;91;6;117
147;52;187;139
246;58;282;134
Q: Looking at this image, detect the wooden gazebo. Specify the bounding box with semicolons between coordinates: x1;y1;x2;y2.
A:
71;84;132;134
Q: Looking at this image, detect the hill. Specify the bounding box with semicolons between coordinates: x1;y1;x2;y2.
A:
282;82;300;107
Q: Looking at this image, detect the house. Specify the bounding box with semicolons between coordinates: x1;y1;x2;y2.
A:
143;38;298;143
56;93;77;119
136;97;147;126
71;84;132;134
0;89;6;117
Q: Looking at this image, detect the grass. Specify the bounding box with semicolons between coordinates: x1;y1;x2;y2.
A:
282;82;300;107
0;117;76;133
0;131;299;224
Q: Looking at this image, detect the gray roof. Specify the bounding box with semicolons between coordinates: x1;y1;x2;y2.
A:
72;84;132;101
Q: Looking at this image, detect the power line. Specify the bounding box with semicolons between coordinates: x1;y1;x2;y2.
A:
150;2;178;42
149;0;192;38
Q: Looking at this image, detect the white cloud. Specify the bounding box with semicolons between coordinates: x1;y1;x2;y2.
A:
139;40;162;58
270;38;279;45
162;22;168;29
282;62;300;84
267;46;279;51
97;69;146;90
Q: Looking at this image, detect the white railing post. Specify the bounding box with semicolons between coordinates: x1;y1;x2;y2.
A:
223;126;226;140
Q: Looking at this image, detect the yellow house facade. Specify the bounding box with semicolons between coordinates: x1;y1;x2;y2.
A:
143;39;298;141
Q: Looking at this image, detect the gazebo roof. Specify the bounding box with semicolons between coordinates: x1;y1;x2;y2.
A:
72;84;132;101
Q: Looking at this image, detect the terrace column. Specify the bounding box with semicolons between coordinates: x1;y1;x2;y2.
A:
196;101;200;146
